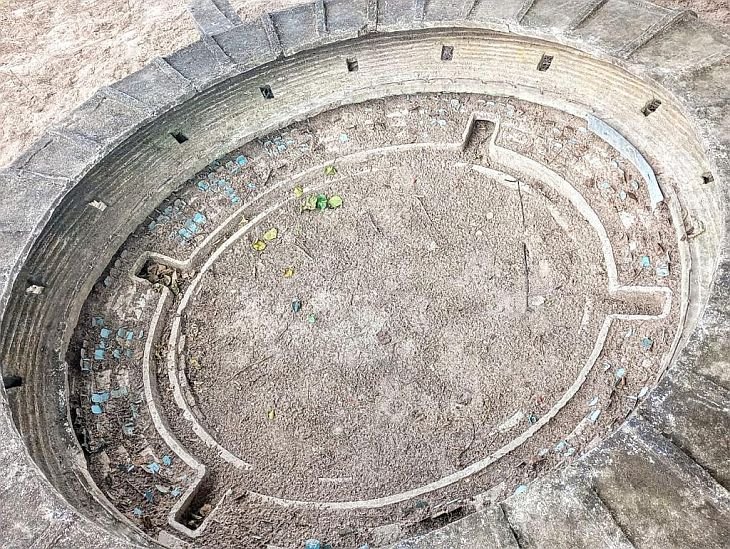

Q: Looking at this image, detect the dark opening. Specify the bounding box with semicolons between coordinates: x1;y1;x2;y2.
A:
260;85;274;99
171;131;188;144
346;57;359;72
3;375;23;390
176;477;216;531
641;99;662;116
537;54;554;72
702;172;714;184
441;45;454;61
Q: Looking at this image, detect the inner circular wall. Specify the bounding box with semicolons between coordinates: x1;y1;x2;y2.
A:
0;28;722;544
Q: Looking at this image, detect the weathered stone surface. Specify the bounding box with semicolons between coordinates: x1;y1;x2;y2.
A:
212;19;279;68
324;0;369;35
641;368;730;489
165;39;238;90
110;62;194;113
503;472;633;548
572;0;672;53
581;417;730;549
188;0;240;36
522;0;604;29
0;2;729;547
271;3;322;54
395;505;519;548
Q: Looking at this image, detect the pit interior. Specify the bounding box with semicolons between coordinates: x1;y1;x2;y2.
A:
64;93;688;547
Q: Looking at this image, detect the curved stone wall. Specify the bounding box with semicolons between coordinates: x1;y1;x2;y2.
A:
1;1;728;547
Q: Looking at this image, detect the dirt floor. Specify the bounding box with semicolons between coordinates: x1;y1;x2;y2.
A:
68;93;682;548
0;0;728;170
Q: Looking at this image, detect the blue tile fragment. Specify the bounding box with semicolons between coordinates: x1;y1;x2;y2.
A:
145;462;161;474
94;349;105;361
192;212;206;224
236;155;248;166
93;317;104;327
171;487;182;497
639;255;651;268
144;489;154;503
133;507;143;517
112;349;122;359
100;328;112;339
91;404;103;414
162;455;173;466
126;331;134;341
91;391;110;403
197;180;210;191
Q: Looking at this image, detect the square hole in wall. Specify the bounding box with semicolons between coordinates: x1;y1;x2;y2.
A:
441;45;454;61
170;131;188;144
260;85;275;100
537;54;554;71
702;172;714;184
641;99;662;116
346;58;359;72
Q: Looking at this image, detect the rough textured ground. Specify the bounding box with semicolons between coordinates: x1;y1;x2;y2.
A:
0;0;728;170
67;93;682;547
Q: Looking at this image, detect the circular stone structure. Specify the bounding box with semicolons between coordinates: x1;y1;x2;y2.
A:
1;2;729;549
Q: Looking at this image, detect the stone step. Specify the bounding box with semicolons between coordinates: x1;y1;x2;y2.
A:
392;505;520;548
570;0;685;57
640;368;730;490
579;416;730;548
502;472;634;548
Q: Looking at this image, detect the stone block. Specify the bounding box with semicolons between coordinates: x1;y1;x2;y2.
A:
398;505;520;548
572;0;671;54
581;417;730;549
188;0;238;36
11;133;96;180
213;20;279;69
165;40;238;90
641;368;730;489
423;0;469;22
271;3;322;55
521;0;599;29
503;471;633;548
110;62;193;113
324;0;369;35
378;0;417;29
467;0;525;22
58;91;147;146
630;18;730;75
0;171;67;234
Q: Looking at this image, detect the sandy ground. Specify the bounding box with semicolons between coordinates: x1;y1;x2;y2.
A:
0;0;727;170
67;93;681;547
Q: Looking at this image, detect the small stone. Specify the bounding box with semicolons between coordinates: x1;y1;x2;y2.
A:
292;299;302;313
588;409;601;422
307;313;317;325
376;330;392;345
